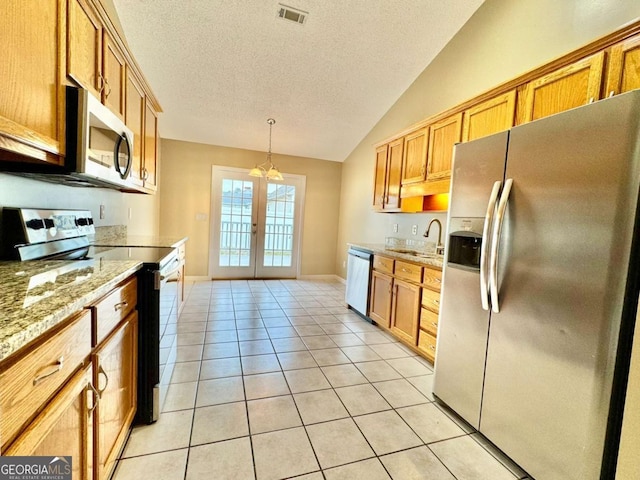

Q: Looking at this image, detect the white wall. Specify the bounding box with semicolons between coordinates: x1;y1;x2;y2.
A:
0;173;160;235
335;0;640;279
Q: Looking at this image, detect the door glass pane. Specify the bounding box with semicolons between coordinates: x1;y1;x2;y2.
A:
263;183;295;267
219;179;253;267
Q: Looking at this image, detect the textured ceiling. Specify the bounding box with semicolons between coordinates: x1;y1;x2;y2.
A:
113;0;484;161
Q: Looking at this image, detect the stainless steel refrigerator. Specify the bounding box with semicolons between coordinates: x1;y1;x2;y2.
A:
433;90;640;480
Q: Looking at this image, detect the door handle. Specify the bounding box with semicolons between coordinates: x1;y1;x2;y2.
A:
480;181;502;311
489;178;513;313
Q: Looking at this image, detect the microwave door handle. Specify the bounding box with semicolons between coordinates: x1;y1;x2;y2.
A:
489;178;513;313
114;133;132;179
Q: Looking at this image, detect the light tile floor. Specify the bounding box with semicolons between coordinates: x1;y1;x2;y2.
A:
112;279;528;480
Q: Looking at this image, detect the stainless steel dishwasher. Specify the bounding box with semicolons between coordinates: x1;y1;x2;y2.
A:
345;246;373;321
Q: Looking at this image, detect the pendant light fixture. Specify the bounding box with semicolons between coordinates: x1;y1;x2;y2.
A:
249;118;283;181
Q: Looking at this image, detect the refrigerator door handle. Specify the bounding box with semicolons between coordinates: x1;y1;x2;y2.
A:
480;181;502;311
489;178;513;313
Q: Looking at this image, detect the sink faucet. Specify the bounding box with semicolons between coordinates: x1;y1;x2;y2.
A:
424;219;444;255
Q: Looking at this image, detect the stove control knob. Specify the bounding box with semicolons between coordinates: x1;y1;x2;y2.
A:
87;218;94;225
44;219;55;228
26;219;45;230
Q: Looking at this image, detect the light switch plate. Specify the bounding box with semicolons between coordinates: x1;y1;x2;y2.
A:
411;225;417;235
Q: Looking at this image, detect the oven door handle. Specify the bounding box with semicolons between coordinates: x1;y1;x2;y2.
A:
154;259;180;289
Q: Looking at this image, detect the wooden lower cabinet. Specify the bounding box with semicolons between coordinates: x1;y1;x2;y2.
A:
93;312;137;480
4;364;95;480
369;270;393;328
389;279;421;345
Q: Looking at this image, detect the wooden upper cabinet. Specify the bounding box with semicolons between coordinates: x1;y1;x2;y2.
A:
402;127;428;185
427;112;462;181
606;34;640;96
521;52;605;123
143;100;159;191
125;68;145;188
67;0;102;97
373;144;387;209
385;138;403;210
102;32;126;120
373;139;403;211
462;90;516;142
0;0;65;163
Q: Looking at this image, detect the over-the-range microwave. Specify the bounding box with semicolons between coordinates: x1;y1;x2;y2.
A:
4;86;136;191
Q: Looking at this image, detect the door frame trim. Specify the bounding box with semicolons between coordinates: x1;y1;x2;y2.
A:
208;165;306;279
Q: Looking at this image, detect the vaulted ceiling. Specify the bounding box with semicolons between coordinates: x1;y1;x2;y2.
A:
113;0;484;161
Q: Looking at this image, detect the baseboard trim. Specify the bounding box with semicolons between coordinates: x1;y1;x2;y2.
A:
185;276;211;283
297;274;345;283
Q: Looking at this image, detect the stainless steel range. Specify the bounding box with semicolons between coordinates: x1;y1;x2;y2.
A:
1;207;179;424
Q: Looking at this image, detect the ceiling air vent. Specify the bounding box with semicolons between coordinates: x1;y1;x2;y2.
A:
277;4;307;25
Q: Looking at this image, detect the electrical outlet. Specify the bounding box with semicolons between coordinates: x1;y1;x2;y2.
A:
393;223;398;233
128;207;132;220
412;225;418;235
99;205;105;219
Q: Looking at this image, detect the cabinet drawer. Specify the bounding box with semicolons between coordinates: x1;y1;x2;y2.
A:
373;255;394;274
420;307;439;337
422;267;442;292
93;276;137;345
394;260;422;283
418;330;437;360
421;287;441;313
0;310;92;450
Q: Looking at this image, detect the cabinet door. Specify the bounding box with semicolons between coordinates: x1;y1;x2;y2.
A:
0;0;65;162
125;68;145;188
369;271;393;328
427;112;462;181
93;314;137;480
143;100;158;191
385;138;403;210
390;279;420;345
462;90;516;142
606;34;640;96
402;127;428;185
522;52;604;123
102;32;126;120
373;144;388;209
67;0;102;97
4;365;94;480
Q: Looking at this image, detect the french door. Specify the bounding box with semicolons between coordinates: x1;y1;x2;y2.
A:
209;166;306;279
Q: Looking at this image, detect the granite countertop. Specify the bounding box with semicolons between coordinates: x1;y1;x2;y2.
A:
349;242;444;269
0;258;142;361
91;235;188;248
